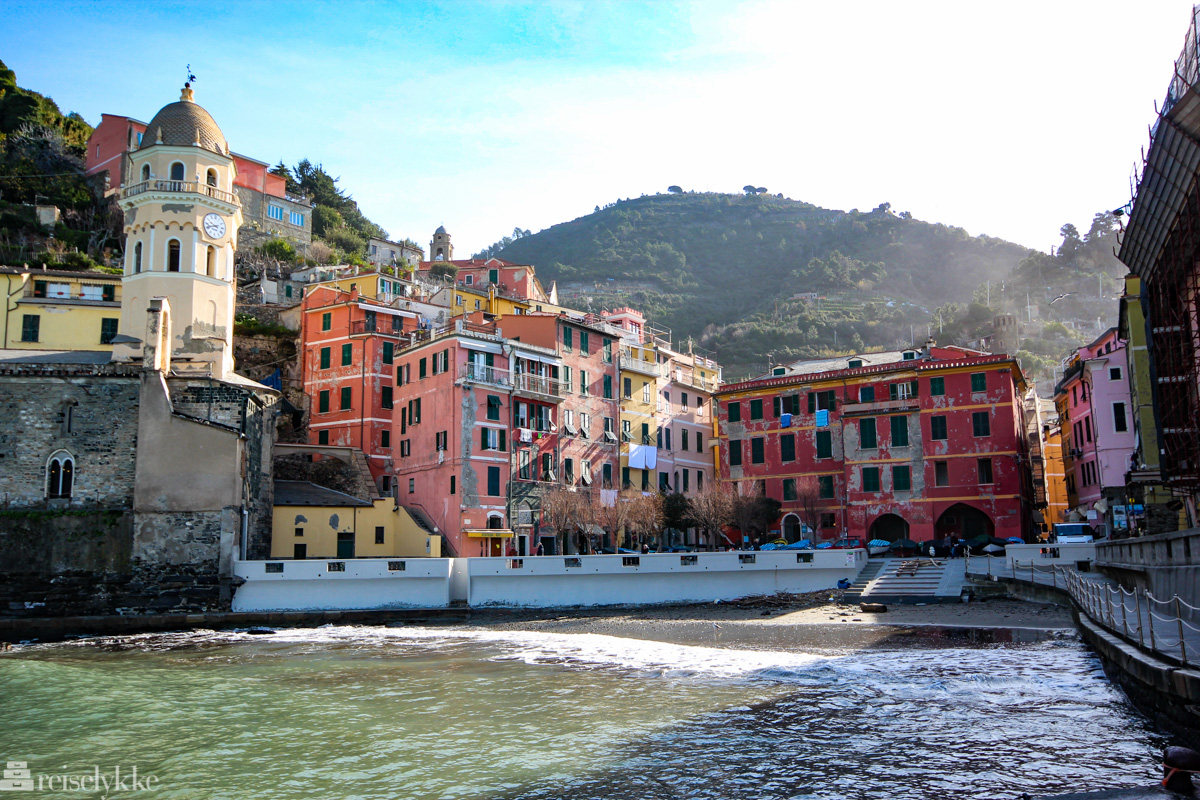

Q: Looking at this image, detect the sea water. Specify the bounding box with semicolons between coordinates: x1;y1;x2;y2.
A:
0;624;1165;799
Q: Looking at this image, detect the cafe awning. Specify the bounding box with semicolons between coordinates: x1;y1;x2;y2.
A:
465;528;514;538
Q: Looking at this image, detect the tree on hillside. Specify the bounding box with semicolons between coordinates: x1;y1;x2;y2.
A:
743;185;758;196
667;185;683;194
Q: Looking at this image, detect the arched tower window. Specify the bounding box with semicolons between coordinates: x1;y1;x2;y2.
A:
141;163;151;182
170;162;185;182
167;239;181;272
134;241;142;274
206;246;216;277
206;169;218;196
46;450;75;499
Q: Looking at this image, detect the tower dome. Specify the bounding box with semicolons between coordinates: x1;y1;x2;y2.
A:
142;86;227;155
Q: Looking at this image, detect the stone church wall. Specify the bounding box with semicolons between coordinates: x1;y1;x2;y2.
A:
0;369;140;508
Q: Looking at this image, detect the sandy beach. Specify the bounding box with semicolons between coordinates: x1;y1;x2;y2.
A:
468;593;1078;652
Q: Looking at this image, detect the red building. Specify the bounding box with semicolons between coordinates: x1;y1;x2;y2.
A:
85;113;312;243
714;345;1034;545
417;256;557;307
300;285;418;491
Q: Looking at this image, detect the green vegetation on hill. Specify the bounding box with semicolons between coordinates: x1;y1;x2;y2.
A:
269;160;414;265
0;58;124;267
484;192;1034;377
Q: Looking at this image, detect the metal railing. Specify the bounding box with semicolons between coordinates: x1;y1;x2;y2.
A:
122;179;239;205
459;362;512;388
23;284;119;304
620;351;662;376
513;372;563;399
969;556;1199;668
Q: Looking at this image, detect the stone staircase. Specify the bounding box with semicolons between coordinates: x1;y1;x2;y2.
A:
848;557;968;603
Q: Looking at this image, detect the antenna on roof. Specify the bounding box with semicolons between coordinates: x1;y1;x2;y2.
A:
185;64;197;89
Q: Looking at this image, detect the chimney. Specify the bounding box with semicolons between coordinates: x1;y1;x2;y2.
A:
143;297;172;374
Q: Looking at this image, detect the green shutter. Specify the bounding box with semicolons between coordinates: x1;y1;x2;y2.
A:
860;418;877;448
808;392;816;413
910;380;919;397
499;429;506;451
930;376;945;396
383;342;394;364
816;430;832;459
481;428;489;450
342;343;352;365
320;347;330;369
319;391;329;413
773;396;781;417
891;415;908;447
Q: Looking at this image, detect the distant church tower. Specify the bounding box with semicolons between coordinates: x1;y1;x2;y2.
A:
112;84;243;380
430;225;453;261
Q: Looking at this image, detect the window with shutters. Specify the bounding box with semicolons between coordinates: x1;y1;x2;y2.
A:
971;373;986;393
342;343;353;366
931;415;947;440
862;466;880;492
728;401;741;422
808;390;836;412
860;418;877;448
977;458;993;484
322;312;332;331
318;391;329;413
749;398;763;420
893;465;911;492
487;395;501;421
816;430;832;459
972;411;990;437
780;433;795;462
579;331;589;355
729;440;743;467
751;437;765;464
783;478;797;501
890;381;918;400
340;387;352;410
381;387;392;409
320;347;330;369
383;341;394;364
930;376;945;396
818;475;834;498
859;385;875;402
890;415;908;447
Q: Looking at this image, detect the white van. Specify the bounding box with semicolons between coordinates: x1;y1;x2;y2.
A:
1051;523;1094;544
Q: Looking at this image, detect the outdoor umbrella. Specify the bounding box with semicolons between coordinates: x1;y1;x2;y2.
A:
966;533;991;549
983;543;1006;554
889;538;919;551
867;539;891;548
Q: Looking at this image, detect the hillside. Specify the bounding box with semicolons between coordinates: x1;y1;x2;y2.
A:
486;192;1036;377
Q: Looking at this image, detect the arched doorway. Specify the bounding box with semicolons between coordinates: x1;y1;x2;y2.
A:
782;513;802;542
935;503;994;540
868;513;908;542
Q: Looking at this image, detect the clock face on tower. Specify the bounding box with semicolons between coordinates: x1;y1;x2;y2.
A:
203;213;226;239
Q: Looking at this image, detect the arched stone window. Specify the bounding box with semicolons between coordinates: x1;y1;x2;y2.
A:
205;245;216;277
167;239;181;272
46;450;75;499
133;241;142;274
169;162;185;182
141;163;151;182
206;168;218;196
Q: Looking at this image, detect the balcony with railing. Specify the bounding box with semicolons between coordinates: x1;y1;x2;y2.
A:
350;318;405;337
841;396;920;416
620;349;662;377
513;372;564;402
458;362;513;389
22;282;120;306
669;368;719;393
122;179;240;206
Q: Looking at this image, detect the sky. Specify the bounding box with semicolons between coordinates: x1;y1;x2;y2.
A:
2;1;1196;256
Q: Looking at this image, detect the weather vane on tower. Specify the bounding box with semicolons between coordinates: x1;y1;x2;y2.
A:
185;64;196;89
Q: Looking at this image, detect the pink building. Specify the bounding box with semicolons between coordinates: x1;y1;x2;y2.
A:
1054;328;1136;536
389;315;565;558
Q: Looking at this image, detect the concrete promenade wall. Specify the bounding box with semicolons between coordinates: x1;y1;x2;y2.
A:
464;549;865;608
232;558;453;611
230;550;866;611
1095;529;1200;606
1004;543;1097;569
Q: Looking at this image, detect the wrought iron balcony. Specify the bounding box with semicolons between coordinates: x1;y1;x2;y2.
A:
513;372;564;402
458;362;513;388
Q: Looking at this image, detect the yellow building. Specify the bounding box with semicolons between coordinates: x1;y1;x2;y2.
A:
446;284;531;318
0;267;123;351
271;481;441;559
305;269;413;302
1042;420;1070;537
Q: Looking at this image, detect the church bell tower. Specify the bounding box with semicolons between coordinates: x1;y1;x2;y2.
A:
113;84;243;379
